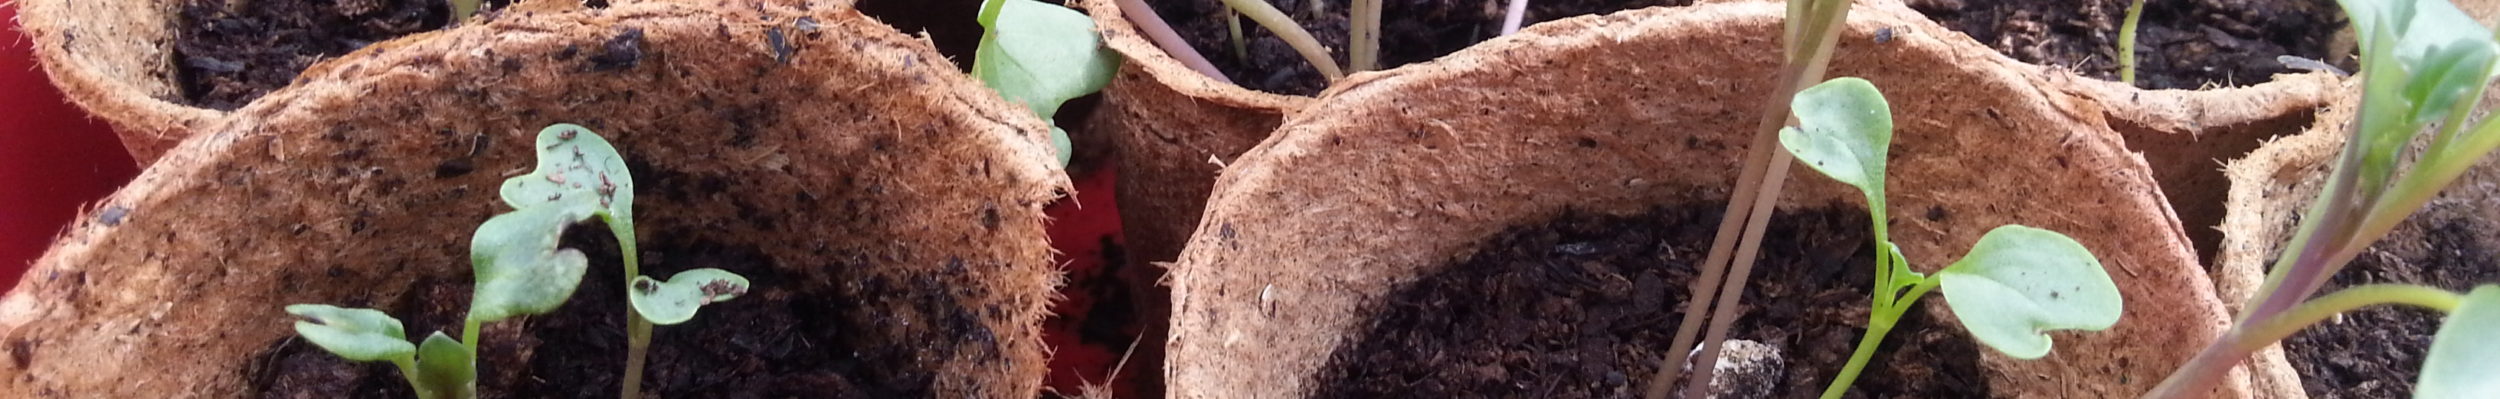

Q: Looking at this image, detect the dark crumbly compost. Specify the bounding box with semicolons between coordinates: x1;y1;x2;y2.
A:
2282;218;2500;399
1146;0;1686;96
1908;0;2345;90
1309;206;1987;398
174;0;452;110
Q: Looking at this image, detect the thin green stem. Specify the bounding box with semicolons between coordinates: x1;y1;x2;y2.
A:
1350;0;1381;72
1821;324;1892;399
449;0;480;22
615;220;651;399
1221;0;1346;80
1821;273;1937;399
2118;0;2145;84
1228;9;1250;61
2147;284;2462;398
395;358;438;399
1642;1;1849;398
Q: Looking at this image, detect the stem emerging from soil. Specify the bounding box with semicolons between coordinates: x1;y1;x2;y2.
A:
1501;0;1530;35
1222;0;1347;80
2118;0;2145;84
1350;0;1381;72
1118;0;1235;82
1642;1;1851;398
2146;284;2462;397
1229;9;1251;61
616;223;653;399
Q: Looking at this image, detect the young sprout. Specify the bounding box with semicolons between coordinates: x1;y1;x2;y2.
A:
1778;77;2123;397
1501;0;1530;35
498;124;751;399
1349;0;1381;72
2117;0;2146;84
285;131;616;398
2147;0;2500;396
1220;0;1345;79
974;0;1122;167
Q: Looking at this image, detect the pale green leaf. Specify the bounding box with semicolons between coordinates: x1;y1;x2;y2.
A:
467;195;600;324
973;0;1118;119
1779;77;1893;202
286;304;415;362
629;268;752;325
500;124;634;226
2419;285;2500;398
412;332;476;399
1936;225;2121;359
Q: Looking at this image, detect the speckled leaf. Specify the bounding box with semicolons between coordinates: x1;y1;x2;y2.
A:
2420;285;2500;398
499;124;634;226
1936;225;2121;359
628;268;752;325
286;304;414;362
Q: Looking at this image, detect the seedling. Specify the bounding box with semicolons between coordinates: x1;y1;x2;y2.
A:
1643;0;1858;397
2118;0;2146;84
1778;77;2124;397
2146;0;2500;396
974;0;1121;167
286;125;749;399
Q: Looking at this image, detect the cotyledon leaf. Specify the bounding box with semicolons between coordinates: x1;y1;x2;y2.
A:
286;304;415;362
1935;225;2122;359
629;268;752;325
467;195;601;324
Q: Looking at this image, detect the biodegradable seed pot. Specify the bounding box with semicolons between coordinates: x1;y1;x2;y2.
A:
2215;85;2500;399
1162;1;2312;397
0;2;1067;397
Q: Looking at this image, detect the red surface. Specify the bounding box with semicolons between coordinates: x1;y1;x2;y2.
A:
0;6;143;287
1040;165;1138;398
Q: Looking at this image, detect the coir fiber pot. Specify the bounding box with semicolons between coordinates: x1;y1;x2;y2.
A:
14;0;228;163
1075;0;1313;394
0;2;1067;397
1162;1;2306;397
2214;84;2500;397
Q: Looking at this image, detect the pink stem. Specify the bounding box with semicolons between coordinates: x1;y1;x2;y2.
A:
1114;0;1234;83
1501;0;1529;34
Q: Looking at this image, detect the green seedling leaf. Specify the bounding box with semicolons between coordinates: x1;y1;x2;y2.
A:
467;195;600;324
413;332;476;399
1935;225;2121;359
974;0;1119;166
973;0;1117;119
628;268;752;325
2420;285;2500;398
1779;77;1893;202
286;304;415;362
501;124;634;226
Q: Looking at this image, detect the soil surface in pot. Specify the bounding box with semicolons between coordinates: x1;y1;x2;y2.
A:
173;0;578;110
1908;0;2343;90
1149;0;2340;95
249;179;997;397
1309;206;1987;398
2280;218;2499;399
1146;0;1687;96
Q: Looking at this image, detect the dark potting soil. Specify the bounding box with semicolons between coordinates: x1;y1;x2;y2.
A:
1147;0;1688;96
1908;0;2345;90
1309;206;1987;399
2280;218;2500;399
250;221;986;397
174;0;449;110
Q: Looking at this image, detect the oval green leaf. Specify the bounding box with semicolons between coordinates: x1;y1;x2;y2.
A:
286;304;415;362
468;195;600;324
500;124;634;225
628;268;752;325
1778;77;1893;199
1935;225;2121;359
973;0;1117;120
2420;285;2500;398
413;332;476;399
